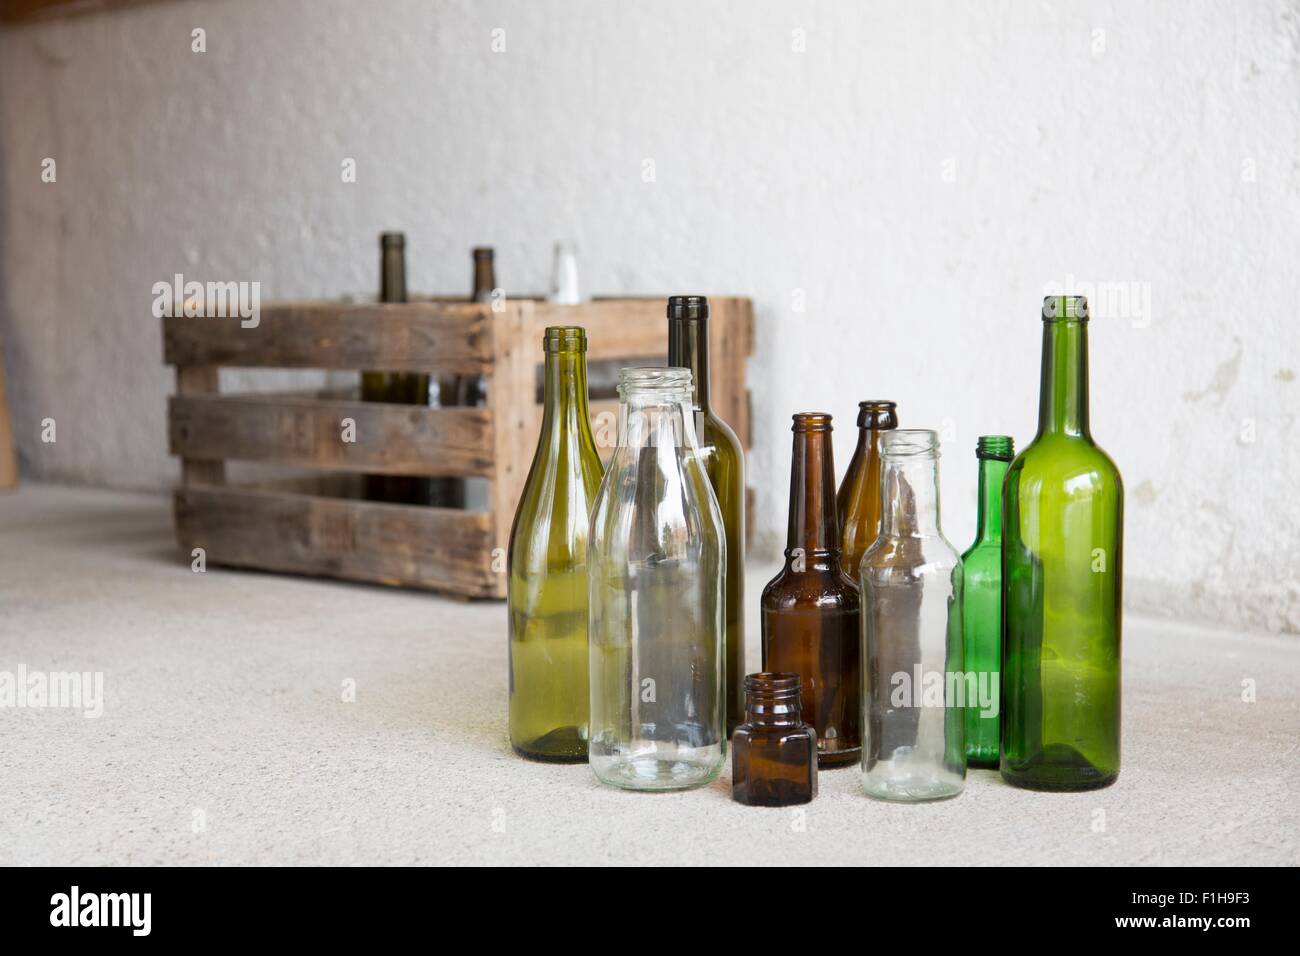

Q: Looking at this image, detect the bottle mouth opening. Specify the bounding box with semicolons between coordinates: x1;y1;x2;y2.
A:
857;400;899;430
666;295;710;321
473;247;494;258
792;412;832;432
882;429;939;458
617;365;692;398
542;326;587;352
744;672;802;699
380;232;405;247
1042;295;1089;321
976;435;1015;461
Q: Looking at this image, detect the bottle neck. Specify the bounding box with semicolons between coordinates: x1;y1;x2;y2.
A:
540;348;592;439
743;675;805;727
472;256;495;303
880;455;942;537
974;456;1008;544
785;424;840;560
618;392;693;451
667;317;712;411
380;247;406;303
1039;318;1090;437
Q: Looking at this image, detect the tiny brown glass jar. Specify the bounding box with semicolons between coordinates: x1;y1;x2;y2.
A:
731;673;818;807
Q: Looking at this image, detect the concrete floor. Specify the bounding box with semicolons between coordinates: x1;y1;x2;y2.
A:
1;483;1296;866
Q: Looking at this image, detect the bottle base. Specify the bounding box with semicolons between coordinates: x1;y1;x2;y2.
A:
862;765;965;803
591;750;723;792
1000;743;1119;792
510;726;588;763
966;753;1000;770
818;746;861;769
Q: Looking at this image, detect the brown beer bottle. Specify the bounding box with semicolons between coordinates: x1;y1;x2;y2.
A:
836;400;898;580
761;413;862;768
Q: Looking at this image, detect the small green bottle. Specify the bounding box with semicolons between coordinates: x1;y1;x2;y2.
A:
1002;295;1123;791
959;435;1013;768
507;327;604;761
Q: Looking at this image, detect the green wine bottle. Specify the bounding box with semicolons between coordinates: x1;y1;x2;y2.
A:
667;295;746;737
1002;295;1123;791
959;434;1013;768
507;326;604;761
362;232;431;504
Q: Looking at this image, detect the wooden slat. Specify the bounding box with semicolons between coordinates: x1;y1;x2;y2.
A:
175;483;500;597
163;302;493;374
176;366;224;486
487;303;535;571
169;392;493;477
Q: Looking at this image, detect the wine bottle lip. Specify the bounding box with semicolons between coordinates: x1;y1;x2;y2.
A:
1042;294;1090;321
380;232;405;246
542;326;587;352
666;295;710;321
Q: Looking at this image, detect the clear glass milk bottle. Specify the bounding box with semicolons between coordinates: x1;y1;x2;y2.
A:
587;367;727;791
860;429;966;802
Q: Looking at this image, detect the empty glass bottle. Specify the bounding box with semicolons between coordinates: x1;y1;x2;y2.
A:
667;295;746;738
761;413;861;767
860;429;965;802
837;400;899;580
587;367;726;791
547;240;582;305
960;435;1014;768
507;327;604;761
1002;295;1123;791
362;232;435;505
731;673;818;807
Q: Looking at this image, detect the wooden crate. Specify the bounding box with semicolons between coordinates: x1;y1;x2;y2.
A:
163;296;754;599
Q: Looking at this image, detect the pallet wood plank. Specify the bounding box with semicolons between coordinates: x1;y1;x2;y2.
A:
169;392;494;477
176;366;225;486
163;302;494;374
175;483;499;597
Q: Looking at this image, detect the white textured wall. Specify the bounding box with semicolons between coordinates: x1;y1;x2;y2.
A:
2;0;1297;633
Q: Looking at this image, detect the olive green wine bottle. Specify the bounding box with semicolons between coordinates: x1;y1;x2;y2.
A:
959;435;1013;768
507;326;604;761
667;295;746;737
1002;295;1123;791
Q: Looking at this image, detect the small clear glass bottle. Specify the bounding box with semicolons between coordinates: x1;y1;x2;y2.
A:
860;429;966;802
731;673;818;807
587;367;726;791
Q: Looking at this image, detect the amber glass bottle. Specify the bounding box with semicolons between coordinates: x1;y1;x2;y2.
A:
837;400;899;580
667;296;745;738
731;673;818;806
762;413;861;768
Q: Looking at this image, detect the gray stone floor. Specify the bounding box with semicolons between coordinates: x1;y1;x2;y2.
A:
1;483;1296;865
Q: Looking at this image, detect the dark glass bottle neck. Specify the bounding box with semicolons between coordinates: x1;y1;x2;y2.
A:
1039;318;1090;437
743;674;804;727
380;246;406;303
667;317;711;411
472;253;495;303
974;456;1008;544
785;420;839;561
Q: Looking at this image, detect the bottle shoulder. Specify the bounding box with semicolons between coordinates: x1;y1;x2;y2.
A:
1008;434;1122;490
700;412;743;455
761;566;860;609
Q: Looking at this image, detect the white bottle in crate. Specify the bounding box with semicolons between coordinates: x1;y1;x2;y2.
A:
546;240;582;305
